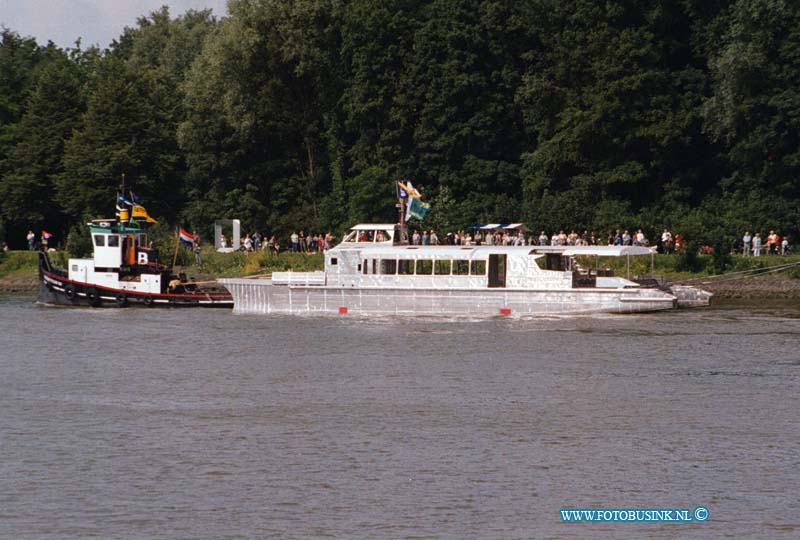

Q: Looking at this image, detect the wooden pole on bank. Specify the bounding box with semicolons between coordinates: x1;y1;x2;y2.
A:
171;228;180;270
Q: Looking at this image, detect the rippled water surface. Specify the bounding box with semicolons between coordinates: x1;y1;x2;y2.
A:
1;296;799;539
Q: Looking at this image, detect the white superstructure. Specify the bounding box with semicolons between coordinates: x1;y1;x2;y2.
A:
64;221;163;294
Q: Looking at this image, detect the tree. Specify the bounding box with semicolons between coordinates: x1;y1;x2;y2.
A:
517;0;712;233
0;30;44;163
702;0;800;233
0;52;84;231
180;0;342;235
56;56;183;222
409;0;528;227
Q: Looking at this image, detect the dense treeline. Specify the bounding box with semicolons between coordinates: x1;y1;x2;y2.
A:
1;0;798;250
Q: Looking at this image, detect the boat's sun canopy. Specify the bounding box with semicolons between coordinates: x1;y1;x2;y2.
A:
531;246;655;256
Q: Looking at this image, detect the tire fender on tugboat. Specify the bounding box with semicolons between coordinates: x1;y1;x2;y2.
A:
116;293;128;308
143;296;154;307
86;286;101;307
64;284;76;302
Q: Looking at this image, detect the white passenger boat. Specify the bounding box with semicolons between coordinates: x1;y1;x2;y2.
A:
219;224;693;316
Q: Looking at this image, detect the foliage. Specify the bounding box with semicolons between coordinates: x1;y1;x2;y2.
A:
1;1;799;250
0;250;40;276
674;243;704;273
184;249;325;277
65;221;93;258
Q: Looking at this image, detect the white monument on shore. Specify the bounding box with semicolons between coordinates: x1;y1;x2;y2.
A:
214;219;240;252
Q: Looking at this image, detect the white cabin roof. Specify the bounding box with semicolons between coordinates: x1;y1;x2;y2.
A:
334;243;655;258
347;245;513;259
350;224;396;231
531;245;655;256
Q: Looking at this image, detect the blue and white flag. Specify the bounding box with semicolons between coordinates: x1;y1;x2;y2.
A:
118;194;134;206
396;182;409;201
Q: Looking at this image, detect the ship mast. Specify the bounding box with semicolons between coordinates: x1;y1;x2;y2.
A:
118;172;131;223
395;182;408;245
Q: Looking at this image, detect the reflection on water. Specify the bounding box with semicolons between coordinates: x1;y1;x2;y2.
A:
1;297;799;539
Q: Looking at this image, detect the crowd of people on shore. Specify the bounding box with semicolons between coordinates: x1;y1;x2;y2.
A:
215;225;795;257
218;230;334;255
741;230;791;256
13;225;792;258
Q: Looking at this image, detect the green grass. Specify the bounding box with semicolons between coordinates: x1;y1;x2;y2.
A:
1;251;42;276
177;248;324;277
579;253;800;280
0;250;71;277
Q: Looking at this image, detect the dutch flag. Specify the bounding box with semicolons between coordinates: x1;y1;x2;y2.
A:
179;228;194;247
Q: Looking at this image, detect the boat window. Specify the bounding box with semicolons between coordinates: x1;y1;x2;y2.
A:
453;260;469;275
545;253;565;271
435;260;451;275
376;231;387;242
398;260;414;275
107;235;119;247
416;260;433;275
372;259;377;274
380;259;397;274
93;234;105;247
362;260;368;274
470;260;486;275
330;257;338;265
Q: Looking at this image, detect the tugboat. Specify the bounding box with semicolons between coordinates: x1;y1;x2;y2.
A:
38;188;232;308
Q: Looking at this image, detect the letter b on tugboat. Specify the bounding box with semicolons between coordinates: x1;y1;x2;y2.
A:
137;251;149;265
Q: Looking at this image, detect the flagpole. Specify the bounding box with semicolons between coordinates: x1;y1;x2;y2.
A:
396;182;408;245
121;172;130;224
171;227;181;270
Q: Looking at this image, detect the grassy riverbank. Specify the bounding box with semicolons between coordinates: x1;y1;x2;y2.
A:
3;248;799;297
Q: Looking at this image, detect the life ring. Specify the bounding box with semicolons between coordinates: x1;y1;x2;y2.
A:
86;287;101;307
115;293;128;308
64;284;76;301
142;296;154;307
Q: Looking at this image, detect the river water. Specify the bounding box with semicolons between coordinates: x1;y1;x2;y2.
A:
1;295;798;540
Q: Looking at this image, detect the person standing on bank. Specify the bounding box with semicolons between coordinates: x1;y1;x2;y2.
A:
753;233;762;256
742;231;751;256
193;231;202;266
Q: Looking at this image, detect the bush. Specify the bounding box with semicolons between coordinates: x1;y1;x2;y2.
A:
710;240;733;274
674;243;704;273
66;222;93;258
181;248;324;277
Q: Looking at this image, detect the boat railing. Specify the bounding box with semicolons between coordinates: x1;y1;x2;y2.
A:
271;271;326;286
